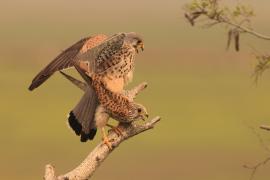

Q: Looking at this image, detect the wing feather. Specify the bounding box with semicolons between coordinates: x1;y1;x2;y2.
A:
29;34;108;91
77;33;126;74
28;37;91;91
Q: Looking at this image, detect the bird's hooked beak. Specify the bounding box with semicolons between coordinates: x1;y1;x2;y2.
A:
136;42;144;53
141;113;149;121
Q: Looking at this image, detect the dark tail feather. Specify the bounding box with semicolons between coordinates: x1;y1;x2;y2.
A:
68;86;98;142
68;111;82;136
68;111;97;142
80;129;97;142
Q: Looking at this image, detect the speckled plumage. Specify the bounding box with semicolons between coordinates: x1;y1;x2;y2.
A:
91;75;147;123
29;32;144;142
60;70;148;148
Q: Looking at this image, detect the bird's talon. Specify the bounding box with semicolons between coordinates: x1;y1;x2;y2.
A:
102;138;113;150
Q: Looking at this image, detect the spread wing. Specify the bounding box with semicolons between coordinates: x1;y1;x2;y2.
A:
28;34;108;91
77;33;126;75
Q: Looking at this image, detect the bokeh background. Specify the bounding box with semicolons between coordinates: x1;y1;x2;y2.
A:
1;0;270;179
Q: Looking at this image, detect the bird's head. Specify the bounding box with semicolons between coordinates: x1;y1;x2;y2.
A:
124;32;144;53
131;103;149;121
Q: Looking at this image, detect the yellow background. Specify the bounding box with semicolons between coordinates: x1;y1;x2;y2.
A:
1;0;270;179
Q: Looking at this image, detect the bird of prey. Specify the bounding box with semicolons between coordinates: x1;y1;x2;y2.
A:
29;32;144;143
61;70;148;149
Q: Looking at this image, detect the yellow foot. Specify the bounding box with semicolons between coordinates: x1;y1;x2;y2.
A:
102;127;116;150
102;136;113;150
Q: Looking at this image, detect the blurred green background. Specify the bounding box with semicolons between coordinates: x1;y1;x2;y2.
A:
1;0;270;179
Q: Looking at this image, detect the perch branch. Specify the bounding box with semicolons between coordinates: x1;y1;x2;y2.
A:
44;116;161;180
43;76;160;180
260;125;270;131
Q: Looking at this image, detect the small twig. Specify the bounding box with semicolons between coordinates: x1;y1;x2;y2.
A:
243;124;270;179
246;124;270;153
223;19;270;40
124;82;148;101
202;11;270;40
184;1;270;40
243;157;270;180
44;116;161;180
260;125;270;131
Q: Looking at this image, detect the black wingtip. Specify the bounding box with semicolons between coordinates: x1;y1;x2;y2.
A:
89;128;97;140
68;111;97;142
28;73;51;92
28;83;35;91
68;111;82;136
80;129;97;142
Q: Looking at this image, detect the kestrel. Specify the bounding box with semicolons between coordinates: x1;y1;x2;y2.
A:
61;69;148;149
29;32;144;142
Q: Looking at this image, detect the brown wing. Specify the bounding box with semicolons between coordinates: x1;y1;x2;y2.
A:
77;33;126;74
28;34;108;91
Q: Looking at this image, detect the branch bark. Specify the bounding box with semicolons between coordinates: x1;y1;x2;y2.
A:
43;81;160;180
260;125;270;131
44;116;160;180
222;20;270;40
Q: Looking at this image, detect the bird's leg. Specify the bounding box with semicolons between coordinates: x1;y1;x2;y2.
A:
106;123;124;136
101;127;112;150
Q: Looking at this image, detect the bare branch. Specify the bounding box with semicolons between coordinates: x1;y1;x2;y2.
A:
246;124;270;153
184;0;270;41
243;124;270;179
184;0;270;79
260;125;270;131
223;20;270;41
44;116;161;180
243;157;270;180
124;82;148;101
43;80;159;180
252;55;270;83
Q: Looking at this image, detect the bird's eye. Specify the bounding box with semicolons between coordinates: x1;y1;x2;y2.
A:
137;108;142;113
137;40;142;44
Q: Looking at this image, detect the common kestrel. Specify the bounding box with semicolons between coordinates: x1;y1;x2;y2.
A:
29;32;144;142
61;69;148;149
